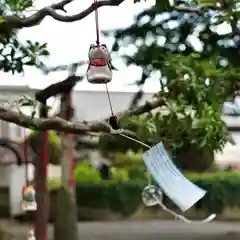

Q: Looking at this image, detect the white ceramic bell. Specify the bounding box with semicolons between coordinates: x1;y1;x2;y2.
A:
21;185;37;211
86;43;112;84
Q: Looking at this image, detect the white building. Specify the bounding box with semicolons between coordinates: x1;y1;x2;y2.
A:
0;85;239;168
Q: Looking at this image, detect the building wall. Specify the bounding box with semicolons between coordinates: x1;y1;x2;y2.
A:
72;90;153;121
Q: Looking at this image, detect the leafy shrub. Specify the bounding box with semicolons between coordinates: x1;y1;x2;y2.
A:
28;131;61;164
75;182;143;216
114;151;144;168
75;161;101;183
49;166;240;216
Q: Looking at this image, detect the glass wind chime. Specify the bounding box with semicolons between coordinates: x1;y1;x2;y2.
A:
86;0;216;224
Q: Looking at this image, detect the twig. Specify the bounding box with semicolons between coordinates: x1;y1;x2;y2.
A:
2;0;125;31
116;99;165;120
173;4;219;13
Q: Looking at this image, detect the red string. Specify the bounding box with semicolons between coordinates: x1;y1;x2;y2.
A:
105;83;114;116
70;135;75;194
43;131;48;178
42;131;48;240
93;0;115;117
67;94;75;194
23;131;29;186
94;0;100;46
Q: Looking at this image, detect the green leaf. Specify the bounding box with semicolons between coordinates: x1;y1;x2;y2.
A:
155;0;171;12
40;49;50;56
232;11;240;18
0;17;6;23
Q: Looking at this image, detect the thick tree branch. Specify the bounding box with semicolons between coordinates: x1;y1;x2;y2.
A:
35;75;82;103
2;0;125;31
0;97;165;135
0;106;137;136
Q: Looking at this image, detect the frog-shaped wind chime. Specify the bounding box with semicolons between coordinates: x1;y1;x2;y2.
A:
86;0;216;223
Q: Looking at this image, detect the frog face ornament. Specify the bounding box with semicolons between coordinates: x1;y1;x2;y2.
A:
21;185;37;211
86;44;112;84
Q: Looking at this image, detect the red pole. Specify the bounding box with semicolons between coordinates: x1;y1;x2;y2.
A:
42;131;48;240
67;93;75;196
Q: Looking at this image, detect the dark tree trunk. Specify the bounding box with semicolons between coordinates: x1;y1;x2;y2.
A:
35;104;49;240
54;93;78;240
54;187;78;240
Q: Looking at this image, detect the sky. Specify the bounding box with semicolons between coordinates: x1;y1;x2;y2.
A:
0;0;160;92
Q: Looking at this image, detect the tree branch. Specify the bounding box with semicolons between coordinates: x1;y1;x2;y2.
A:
0;105;137;136
3;0;125;30
117;99;165;120
173;3;220;13
0;97;165;135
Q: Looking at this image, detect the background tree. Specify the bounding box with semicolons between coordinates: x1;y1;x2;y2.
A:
0;0;49;73
103;0;240;171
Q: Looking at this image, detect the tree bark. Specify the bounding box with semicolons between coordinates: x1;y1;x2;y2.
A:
35;152;49;240
35;104;49;240
54;93;78;240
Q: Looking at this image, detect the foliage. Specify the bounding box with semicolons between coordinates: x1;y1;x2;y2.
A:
27;131;61;164
125;55;232;152
50;171;240;216
102;0;240;170
0;0;49;73
114;151;144;167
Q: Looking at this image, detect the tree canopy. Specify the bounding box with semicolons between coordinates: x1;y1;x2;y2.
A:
0;0;239;171
100;0;240;170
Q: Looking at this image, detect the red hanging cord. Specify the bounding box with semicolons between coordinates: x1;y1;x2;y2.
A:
67;94;75;194
70;135;75;194
93;0;115;117
94;0;100;46
42;131;48;240
23;130;29;186
105;83;114;116
42;131;48;178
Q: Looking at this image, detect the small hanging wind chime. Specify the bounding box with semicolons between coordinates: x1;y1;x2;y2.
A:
86;0;121;133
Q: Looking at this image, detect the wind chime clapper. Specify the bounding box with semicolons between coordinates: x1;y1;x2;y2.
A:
142;142;216;224
109;115;123;134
